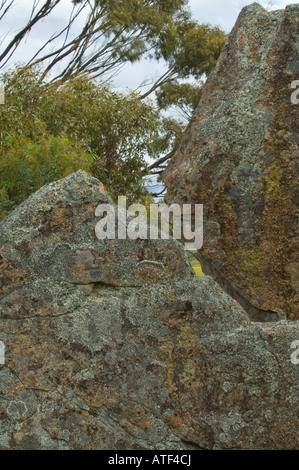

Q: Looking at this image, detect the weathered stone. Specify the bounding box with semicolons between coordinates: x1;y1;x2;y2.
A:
0;170;298;450
164;3;299;320
0;170;192;289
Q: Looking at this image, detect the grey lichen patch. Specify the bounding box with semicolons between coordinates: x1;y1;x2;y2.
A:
57;295;124;353
124;286;169;338
0;170;110;245
7;401;28;420
0;276;92;319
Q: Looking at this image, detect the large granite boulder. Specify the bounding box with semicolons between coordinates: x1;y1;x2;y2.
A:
164;3;299;320
0;171;298;450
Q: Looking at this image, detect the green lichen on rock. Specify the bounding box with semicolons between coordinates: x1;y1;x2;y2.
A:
265;162;281;199
238;246;262;288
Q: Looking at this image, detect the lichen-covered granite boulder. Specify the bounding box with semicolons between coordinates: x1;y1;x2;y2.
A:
0;171;298;450
164;3;299;321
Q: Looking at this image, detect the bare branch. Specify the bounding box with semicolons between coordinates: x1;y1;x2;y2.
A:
0;0;14;22
138;66;177;100
149;188;166;197
147;150;176;172
0;0;62;68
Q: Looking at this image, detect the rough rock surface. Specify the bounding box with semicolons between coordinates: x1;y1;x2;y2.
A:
164;3;299;320
0;170;298;450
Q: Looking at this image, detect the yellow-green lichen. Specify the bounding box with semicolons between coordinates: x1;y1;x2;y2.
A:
238;247;262;288
265;162;281;199
264;138;285;200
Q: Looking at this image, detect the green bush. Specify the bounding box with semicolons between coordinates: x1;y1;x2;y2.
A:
0;65;163;219
0;134;92;219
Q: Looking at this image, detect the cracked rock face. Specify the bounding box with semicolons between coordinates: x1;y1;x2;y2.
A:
0;170;298;450
164;3;299;320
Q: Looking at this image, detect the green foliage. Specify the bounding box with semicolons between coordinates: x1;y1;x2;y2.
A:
152;19;226;118
151;116;185;156
17;1;226;96
156;80;202;119
0;134;92;219
150;16;226;118
38;73;162;201
0;65;163;218
188;251;204;277
33;0;193;83
0;65;48;143
0;0;227;219
153;18;226;78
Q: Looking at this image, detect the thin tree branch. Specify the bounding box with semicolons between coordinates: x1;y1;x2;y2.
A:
147;150;175;171
0;0;14;22
0;0;62;68
138;66;177;100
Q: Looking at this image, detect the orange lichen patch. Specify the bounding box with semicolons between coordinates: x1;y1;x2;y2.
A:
133;263;166;285
285;374;292;384
99;182;106;195
0;323;9;332
187;165;195;174
239;33;245;48
0;256;30;295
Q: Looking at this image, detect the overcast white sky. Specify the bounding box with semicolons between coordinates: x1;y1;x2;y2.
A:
0;0;298;92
